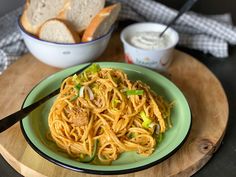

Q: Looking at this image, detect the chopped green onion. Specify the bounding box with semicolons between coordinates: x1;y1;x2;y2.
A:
82;71;88;81
126;90;144;96
127;133;136;139
78;64;101;82
112;99;121;108
111;76;120;84
72;74;77;82
70;84;82;101
84;63;101;74
72;74;81;84
72;64;101;85
79;139;98;163
140;111;152;129
157;133;163;144
75;84;81;91
70;95;79;101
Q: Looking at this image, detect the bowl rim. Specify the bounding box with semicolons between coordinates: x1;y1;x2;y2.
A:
20;62;192;175
18;15;115;46
120;22;179;52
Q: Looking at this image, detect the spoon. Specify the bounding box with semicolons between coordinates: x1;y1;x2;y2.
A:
0;63;92;133
159;0;199;37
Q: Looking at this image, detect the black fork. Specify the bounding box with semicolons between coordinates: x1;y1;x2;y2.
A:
0;63;92;133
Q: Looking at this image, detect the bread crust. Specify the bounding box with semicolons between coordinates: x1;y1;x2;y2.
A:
58;0;105;33
20;0;34;34
82;3;121;42
57;0;71;19
39;19;80;43
20;0;69;35
20;0;119;44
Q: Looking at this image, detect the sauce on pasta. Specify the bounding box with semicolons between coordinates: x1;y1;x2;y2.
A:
48;64;173;163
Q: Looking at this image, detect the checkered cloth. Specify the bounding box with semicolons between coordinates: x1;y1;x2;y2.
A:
110;0;236;57
0;7;27;74
0;0;236;74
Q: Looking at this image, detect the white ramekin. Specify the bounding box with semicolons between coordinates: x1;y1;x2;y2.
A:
120;22;179;71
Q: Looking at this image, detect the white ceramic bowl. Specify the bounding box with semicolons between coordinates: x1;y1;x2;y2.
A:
121;23;179;71
18;18;113;68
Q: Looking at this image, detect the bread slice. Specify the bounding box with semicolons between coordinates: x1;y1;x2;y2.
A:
21;0;66;35
82;3;121;42
59;0;105;33
39;19;80;44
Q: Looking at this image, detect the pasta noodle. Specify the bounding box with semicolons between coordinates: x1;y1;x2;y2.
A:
48;64;173;163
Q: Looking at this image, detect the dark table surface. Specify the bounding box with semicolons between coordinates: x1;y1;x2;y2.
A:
1;34;236;177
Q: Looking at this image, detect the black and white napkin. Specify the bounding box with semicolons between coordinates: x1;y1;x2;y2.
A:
1;0;236;74
109;0;236;58
0;7;27;74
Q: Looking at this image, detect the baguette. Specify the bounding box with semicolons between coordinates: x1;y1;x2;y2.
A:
58;0;105;33
82;3;121;42
21;0;67;35
39;19;80;44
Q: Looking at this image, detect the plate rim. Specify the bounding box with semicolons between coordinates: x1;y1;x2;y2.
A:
20;62;192;175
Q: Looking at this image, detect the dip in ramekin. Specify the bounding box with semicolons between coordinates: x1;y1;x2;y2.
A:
121;23;179;71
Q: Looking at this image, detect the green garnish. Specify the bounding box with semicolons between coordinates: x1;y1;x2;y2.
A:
127;133;136;139
84;63;101;74
70;84;82;101
72;74;81;84
75;84;81;91
126;90;144;96
70;95;79;101
112;99;121;108
157;133;163;145
80;63;101;82
111;76;121;84
72;64;100;84
79;139;98;163
140;111;152;129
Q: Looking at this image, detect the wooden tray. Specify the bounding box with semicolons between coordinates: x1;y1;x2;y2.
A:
0;33;228;177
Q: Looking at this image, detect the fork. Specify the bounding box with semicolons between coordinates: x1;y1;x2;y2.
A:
0;63;92;133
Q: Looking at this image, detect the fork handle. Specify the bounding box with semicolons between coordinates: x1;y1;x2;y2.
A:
0;88;60;133
0;63;92;133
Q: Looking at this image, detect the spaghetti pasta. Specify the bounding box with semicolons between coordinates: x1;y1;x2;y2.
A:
48;64;173;163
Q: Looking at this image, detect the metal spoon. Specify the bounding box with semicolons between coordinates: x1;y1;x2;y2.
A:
0;63;92;133
159;0;199;37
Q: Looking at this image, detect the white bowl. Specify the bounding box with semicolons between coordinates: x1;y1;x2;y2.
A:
18;17;113;68
120;23;179;71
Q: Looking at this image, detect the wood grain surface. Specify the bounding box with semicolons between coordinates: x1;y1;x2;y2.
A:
0;33;228;177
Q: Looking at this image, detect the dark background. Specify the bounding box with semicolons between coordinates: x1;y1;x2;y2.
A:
0;0;235;23
0;0;236;177
159;0;236;23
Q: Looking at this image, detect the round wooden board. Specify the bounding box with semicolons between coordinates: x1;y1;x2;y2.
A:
0;33;228;177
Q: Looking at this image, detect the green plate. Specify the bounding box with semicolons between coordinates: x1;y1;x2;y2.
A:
20;62;191;175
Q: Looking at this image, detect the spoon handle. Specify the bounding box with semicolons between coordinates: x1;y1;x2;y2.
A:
0;63;92;133
159;0;199;37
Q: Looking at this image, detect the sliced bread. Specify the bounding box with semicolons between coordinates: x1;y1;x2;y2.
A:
21;0;66;35
39;19;80;44
82;3;121;42
59;0;105;33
